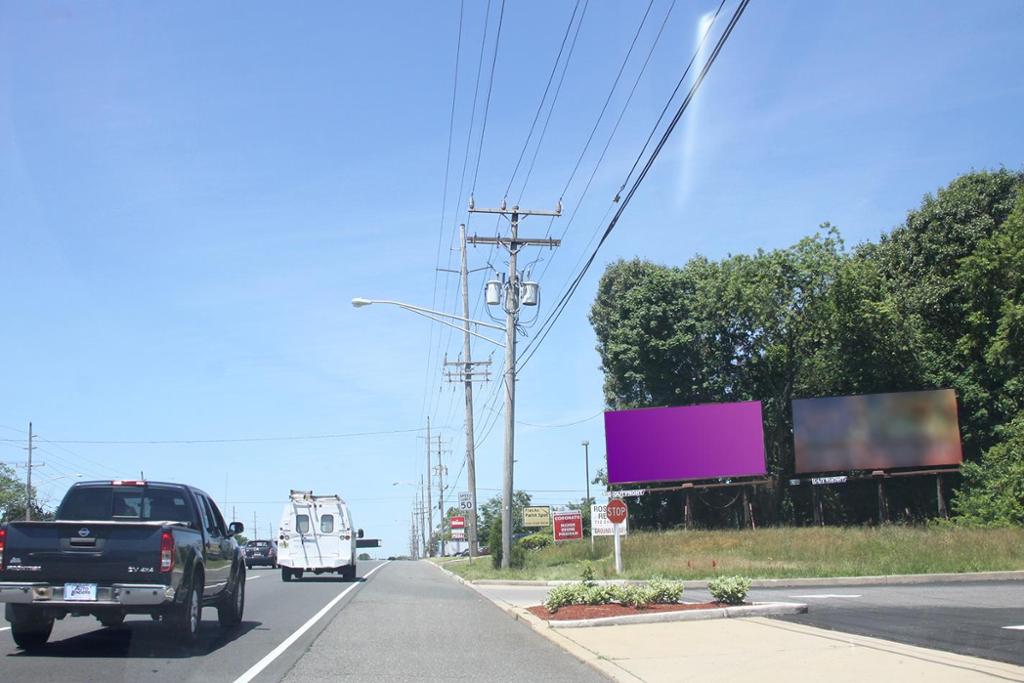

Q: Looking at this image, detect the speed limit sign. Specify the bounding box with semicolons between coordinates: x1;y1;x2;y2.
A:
459;491;473;512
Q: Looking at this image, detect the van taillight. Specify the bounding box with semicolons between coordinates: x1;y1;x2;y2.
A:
0;528;6;568
159;531;175;572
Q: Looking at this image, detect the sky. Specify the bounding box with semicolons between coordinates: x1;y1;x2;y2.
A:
2;1;1023;555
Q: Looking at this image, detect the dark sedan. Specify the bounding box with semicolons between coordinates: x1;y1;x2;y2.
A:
244;539;277;568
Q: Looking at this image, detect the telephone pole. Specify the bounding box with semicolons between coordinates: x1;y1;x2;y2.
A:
440;224;492;558
253;511;257;540
434;435;449;557
468;201;561;569
26;422;36;521
424;417;433;556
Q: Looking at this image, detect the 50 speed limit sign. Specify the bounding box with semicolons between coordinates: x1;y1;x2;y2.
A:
458;491;474;512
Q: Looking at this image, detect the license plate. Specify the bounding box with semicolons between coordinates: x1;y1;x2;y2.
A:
63;583;98;601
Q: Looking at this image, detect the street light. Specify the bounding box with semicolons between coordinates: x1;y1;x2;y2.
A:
582;440;592;548
355;296;504;563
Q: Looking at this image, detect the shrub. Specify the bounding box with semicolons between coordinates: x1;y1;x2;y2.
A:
647;577;684;604
488;519;526;569
708;576;751;605
520;532;553;550
580;561;597;586
611;584;657;608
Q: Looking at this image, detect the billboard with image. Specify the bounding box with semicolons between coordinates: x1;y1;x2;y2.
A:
604;401;767;485
792;389;963;474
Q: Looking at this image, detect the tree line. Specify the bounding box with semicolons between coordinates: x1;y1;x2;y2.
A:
589;169;1024;528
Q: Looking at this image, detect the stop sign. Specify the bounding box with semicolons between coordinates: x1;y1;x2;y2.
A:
606;499;628;524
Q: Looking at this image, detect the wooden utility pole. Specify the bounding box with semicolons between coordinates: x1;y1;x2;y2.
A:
468;201;561;569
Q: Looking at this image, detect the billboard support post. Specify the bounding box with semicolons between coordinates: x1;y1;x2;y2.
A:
936;475;948;518
682;484;693;530
742;488;751;530
811;486;823;526
873;471;889;524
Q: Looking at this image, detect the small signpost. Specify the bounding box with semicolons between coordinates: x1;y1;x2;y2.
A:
606;498;627;574
552;511;583;542
458;491;473;512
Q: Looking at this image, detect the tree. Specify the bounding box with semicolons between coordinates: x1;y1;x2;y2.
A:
0;464;47;522
476;490;532;545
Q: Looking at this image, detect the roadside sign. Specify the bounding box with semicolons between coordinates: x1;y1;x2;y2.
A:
606;499;627;524
591;503;629;537
459;491;474;512
523;506;552;528
552;511;583;542
450;516;465;530
451;528;465;541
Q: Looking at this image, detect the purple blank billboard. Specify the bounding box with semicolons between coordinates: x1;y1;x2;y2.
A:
604;401;767;485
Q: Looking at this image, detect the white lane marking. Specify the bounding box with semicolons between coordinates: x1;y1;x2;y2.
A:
788;594;862;599
246;574;262;581
232;561;390;683
1003;625;1024;630
0;627;9;632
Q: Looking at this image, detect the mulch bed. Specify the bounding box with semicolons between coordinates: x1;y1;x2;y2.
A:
528;601;741;621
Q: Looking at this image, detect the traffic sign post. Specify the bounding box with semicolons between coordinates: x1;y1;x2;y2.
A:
607;499;627;574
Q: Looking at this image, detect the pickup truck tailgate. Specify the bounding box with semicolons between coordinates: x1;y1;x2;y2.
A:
1;521;175;584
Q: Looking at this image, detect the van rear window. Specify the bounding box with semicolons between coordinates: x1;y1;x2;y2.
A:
295;514;310;534
321;514;334;533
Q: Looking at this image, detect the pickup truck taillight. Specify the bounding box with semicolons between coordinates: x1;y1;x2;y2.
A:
0;528;6;568
159;531;175;572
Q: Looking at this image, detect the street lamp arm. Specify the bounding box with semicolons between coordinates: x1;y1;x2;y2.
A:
400;307;505;348
352;298;505;332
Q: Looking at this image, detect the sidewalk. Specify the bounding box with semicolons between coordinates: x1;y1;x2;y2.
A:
448;568;1024;682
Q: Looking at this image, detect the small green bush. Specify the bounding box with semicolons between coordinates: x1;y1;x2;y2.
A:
520;532;553;550
488;519;526;569
647;577;684;603
708;576;751;605
580;561;597;586
611;584;657;608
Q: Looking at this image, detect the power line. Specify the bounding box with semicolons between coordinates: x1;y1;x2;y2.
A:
502;0;583;199
0;426;429;445
468;0;507;196
518;0;750;372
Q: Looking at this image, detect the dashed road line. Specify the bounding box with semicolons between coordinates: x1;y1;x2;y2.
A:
232;561;390;683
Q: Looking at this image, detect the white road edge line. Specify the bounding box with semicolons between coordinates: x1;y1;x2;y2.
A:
1003;625;1024;630
232;561;390;683
0;627;9;632
246;574;262;581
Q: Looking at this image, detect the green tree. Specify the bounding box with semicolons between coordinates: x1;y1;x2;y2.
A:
477;490;532;544
0;464;47;522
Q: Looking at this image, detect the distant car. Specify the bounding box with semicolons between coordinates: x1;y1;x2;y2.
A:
244;539;277;569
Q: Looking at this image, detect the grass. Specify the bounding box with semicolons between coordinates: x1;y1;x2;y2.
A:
440;526;1024;582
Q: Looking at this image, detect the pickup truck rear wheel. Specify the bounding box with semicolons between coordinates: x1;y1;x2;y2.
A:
8;606;54;650
169;581;202;644
218;566;245;627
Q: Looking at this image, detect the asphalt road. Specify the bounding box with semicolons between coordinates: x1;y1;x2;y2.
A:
477;578;1024;667
0;562;387;683
283;559;604;682
1;561;606;682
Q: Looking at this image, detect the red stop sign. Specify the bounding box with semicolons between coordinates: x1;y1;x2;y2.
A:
606;499;628;524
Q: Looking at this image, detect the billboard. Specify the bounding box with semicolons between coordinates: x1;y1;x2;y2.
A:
522;506;552;528
604;401;767;485
793;389;963;474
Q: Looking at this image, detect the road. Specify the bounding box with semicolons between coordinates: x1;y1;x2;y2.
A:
1;561;605;682
477;578;1024;667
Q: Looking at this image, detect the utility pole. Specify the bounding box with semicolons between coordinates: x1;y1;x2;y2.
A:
440;224;492;559
26;422;35;521
425;417;433;557
436;435;447;557
469;201;561;569
253;511;257;540
420;474;428;556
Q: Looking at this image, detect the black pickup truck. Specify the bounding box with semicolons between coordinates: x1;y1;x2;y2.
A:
0;480;246;649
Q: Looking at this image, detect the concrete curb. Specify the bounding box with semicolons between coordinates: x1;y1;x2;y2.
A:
469;569;1024;589
545;601;808;629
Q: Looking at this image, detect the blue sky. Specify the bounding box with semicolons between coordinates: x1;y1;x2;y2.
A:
2;1;1022;553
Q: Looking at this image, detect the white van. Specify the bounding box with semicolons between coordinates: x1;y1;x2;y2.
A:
277;490;363;581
